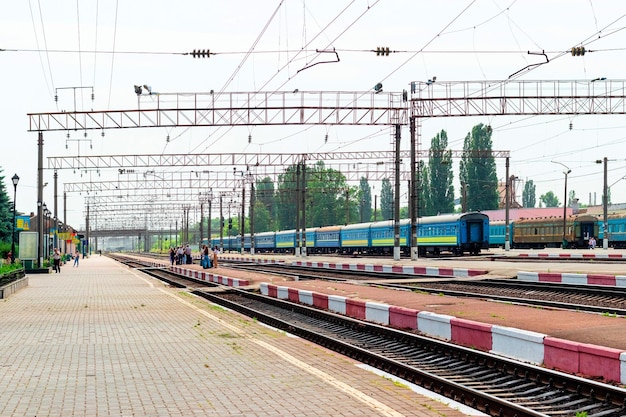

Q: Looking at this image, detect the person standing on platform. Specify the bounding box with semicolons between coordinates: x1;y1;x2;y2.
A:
169;247;175;265
185;244;192;264
73;250;80;267
53;248;61;273
212;246;218;269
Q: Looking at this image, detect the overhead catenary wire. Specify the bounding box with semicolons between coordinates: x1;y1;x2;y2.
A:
29;0;56;100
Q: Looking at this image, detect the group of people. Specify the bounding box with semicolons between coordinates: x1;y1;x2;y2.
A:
200;244;219;269
168;244;219;269
169;244;194;265
52;248;81;273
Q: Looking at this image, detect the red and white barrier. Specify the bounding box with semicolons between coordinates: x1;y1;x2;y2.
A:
170;266;250;287
259;282;626;384
518;252;626;259
219;255;487;278
518;271;626;288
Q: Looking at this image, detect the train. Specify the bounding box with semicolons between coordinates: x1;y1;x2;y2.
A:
488;212;626;249
208;212;490;256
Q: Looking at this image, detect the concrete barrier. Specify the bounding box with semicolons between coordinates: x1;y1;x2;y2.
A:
328;294;347;315
451;318;492;351
389;306;419;330
365;301;389;326
491;325;545;365
417;311;452;340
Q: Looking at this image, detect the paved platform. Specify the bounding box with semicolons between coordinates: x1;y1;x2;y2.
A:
0;255;476;417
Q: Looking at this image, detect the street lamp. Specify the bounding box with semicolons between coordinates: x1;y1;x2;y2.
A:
551;161;571;248
10;174;19;263
42;203;48;259
44;207;51;259
595;157;609;249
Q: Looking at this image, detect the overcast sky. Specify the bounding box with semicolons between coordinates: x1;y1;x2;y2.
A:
2;1;626;229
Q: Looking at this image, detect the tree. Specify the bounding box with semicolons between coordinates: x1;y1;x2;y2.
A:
358;177;372;222
540;191;560;207
255;177;275;211
417;160;429;217
276;161;350;229
0;170;13;243
460;124;498;211
252;200;272;232
522;180;536;208
568;189;577;207
306;162;350;226
380;178;394;220
427;130;454;215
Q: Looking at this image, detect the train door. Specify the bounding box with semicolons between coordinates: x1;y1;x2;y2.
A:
467;220;484;254
468;221;483;243
575;216;599;248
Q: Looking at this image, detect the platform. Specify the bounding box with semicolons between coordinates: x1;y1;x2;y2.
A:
0;255;475;417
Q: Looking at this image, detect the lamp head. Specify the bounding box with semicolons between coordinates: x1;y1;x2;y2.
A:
11;173;19;187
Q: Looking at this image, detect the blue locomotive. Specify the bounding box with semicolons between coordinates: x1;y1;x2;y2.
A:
208;212;489;256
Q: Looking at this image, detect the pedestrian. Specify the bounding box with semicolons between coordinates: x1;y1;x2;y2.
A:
204;245;212;268
200;245;207;268
73;250;80;267
53;248;61;273
212;246;218;269
589;236;596;250
169;247;175;265
185;244;192;264
175;246;182;265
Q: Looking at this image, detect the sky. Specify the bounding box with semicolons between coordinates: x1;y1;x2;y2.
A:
2;0;626;230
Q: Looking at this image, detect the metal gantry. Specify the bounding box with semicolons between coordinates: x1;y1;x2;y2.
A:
28;80;626;264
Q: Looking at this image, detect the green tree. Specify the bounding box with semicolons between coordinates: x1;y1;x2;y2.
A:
522;180;536;208
417;160;429;217
358;177;372;222
427;130;454;215
277;161;349;229
540;191;560;207
254;177;276;217
252;200;272;232
276;165;300;230
460;124;498;211
568;189;577;207
307;162;349;227
0;170;13;242
380;178;394;220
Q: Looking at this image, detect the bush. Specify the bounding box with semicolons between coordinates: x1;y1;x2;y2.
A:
0;262;23;275
0;241;18;262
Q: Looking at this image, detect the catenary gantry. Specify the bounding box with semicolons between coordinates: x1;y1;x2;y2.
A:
29;80;626;264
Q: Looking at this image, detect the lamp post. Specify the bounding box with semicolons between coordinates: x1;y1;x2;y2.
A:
11;174;19;263
44;206;51;259
42;203;48;259
595;157;609;249
551;161;571;248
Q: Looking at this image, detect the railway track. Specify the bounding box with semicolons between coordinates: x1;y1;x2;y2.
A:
222;261;626;316
112;255;626;417
196;289;626;417
381;280;626;316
